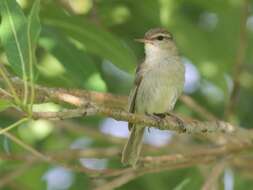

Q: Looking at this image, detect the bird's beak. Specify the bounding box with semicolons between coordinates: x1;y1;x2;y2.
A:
135;38;152;43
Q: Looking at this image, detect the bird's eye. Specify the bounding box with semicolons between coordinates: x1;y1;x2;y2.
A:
156;36;164;41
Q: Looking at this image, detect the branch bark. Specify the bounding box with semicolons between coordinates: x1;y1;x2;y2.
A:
32;104;234;135
0;77;251;137
94;142;253;190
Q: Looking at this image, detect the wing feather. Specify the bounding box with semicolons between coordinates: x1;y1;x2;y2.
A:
128;62;145;129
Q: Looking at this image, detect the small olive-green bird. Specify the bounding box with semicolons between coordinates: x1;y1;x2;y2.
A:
121;28;185;167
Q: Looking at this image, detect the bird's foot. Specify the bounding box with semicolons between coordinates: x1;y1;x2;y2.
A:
145;112;166;132
153;113;167;119
165;112;186;133
145;112;165;122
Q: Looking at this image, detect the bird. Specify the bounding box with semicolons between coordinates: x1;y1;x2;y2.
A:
121;28;185;167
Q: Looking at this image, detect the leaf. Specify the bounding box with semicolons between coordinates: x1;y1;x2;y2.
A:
0;0;29;77
41;4;136;72
28;0;41;46
3;136;11;155
0;0;41;105
0;99;12;112
27;0;41;81
39;27;97;87
27;0;41;106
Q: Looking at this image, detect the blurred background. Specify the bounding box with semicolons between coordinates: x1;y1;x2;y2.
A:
0;0;253;189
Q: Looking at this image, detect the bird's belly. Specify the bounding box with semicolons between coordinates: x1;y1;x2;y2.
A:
135;67;184;114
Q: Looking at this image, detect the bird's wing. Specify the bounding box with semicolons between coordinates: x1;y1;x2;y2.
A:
128;62;146;129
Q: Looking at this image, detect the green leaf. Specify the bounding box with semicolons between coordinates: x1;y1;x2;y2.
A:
3;136;11;154
40;28;97;87
0;99;12;112
0;0;41;106
0;0;29;77
28;0;41;81
28;0;41;46
41;4;136;72
27;0;41;107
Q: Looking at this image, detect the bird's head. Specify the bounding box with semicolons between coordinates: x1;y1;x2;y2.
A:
135;28;176;55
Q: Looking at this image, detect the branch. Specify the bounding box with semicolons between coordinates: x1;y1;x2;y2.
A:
32;103;234;135
94;142;253;190
225;0;249;118
180;95;217;121
201;160;227;190
3;132;110;176
0;77;216;119
0;77;246;136
0;148;120;162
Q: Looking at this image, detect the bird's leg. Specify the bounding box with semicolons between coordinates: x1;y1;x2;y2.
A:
145;112;165;121
144;112;151;132
153;113;166;119
165;112;186;132
145;112;168;132
145;112;164;132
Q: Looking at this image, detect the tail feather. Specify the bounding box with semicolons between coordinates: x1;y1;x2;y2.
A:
121;125;145;167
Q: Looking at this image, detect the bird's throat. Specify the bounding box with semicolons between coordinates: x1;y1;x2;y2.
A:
144;44;178;67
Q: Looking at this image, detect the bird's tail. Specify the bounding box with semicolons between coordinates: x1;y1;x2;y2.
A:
121;125;145;167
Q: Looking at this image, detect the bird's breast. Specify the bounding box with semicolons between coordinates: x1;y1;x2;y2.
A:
135;58;185;114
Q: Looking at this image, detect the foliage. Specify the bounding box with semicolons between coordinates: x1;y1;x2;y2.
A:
0;0;252;190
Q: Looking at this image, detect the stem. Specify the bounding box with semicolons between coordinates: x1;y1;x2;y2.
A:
0;87;13;97
3;132;50;161
3;0;28;107
0;65;20;104
0;118;28;135
224;0;249;119
23;76;29;107
27;21;35;115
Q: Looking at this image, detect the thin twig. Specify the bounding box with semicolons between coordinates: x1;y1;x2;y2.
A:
95;143;252;190
0;148;120;161
201;160;227;190
0;64;20;104
0;118;28;135
0;87;13;97
225;0;249;119
3;132;118;175
4;132;51;161
180;95;217;121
